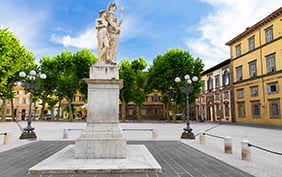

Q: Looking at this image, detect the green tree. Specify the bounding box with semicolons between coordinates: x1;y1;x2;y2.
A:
54;49;96;121
72;48;96;98
0;28;35;120
119;58;148;122
119;59;135;122
148;48;204;122
54;50;77;121
36;56;60;120
131;57;148;122
46;97;59;121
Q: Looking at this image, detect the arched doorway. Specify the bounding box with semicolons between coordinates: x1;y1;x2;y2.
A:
21;109;26;120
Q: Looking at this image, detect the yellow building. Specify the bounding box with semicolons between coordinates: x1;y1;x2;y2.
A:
121;90;164;120
2;85;43;120
226;7;282;125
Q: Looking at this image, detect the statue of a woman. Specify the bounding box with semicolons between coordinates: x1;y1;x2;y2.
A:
96;10;109;62
96;2;122;64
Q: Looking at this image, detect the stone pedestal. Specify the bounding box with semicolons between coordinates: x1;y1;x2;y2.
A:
28;62;161;174
75;62;126;159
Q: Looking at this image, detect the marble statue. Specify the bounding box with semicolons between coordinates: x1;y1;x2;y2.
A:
96;2;123;63
96;10;109;63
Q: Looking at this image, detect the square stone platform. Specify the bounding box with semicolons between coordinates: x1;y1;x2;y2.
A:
29;144;161;174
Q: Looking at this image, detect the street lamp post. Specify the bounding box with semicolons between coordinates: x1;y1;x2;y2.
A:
19;70;46;139
175;74;198;139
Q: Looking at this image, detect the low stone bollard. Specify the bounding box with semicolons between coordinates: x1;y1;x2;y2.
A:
63;129;68;139
3;131;11;145
199;131;205;144
241;140;251;161
152;128;158;139
224;136;232;154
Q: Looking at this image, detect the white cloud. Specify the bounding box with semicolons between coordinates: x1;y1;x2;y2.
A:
51;27;97;49
186;0;282;70
0;2;49;48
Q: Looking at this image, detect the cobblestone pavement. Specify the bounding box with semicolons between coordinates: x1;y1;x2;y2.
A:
0;140;253;177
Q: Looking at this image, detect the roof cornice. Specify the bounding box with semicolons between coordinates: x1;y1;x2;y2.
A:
225;7;282;46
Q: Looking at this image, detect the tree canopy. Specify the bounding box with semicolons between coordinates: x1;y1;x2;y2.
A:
0;28;35;89
119;57;148;122
147;48;204;121
0;28;35;120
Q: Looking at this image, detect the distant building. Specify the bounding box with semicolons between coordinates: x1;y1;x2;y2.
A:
226;7;282;125
195;59;235;122
119;90;164;120
2;85;43;120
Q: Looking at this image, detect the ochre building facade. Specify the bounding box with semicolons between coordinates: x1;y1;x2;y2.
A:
226;7;282;125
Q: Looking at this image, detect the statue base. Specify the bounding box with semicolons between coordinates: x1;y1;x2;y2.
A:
75;62;126;159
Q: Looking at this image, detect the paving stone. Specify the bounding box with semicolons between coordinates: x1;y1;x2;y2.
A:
0;141;254;177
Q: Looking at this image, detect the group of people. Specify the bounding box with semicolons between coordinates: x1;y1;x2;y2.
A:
96;2;122;64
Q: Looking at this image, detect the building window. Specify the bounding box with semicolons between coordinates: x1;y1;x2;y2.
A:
236;66;242;81
215;94;220;102
128;109;134;115
6;109;10;114
215;75;220;89
266;82;278;94
248;36;255;51
154;109;159;115
207;77;213;91
152;94;159;102
23;98;26;105
224;103;229;117
265;26;273;43
223;70;229;86
235;44;241;57
249;60;257;78
141;109;146;116
223;91;229;99
251;101;260;118
16;91;20;95
15;98;19;104
268;98;280;118
237;102;245;118
250;86;258;96
237;89;244;99
266;53;276;73
201;83;205;93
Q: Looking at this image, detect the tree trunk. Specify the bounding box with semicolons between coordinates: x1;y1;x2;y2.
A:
68;99;73;122
50;107;55;121
181;113;186;122
120;94;127;123
56;100;62;120
0;99;6;121
10;97;15;121
40;95;48;121
137;106;142;122
165;102;170;122
172;110;177;123
121;101;127;122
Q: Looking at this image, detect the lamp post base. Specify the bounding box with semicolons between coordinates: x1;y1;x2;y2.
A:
19;132;37;139
181;131;195;139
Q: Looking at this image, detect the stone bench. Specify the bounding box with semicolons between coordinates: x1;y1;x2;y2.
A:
4;117;12;121
122;128;158;139
63;128;158;139
63;128;83;139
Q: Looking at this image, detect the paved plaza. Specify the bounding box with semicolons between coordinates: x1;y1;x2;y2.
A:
0;121;281;177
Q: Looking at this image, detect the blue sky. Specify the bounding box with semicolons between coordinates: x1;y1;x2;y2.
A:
1;0;281;69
